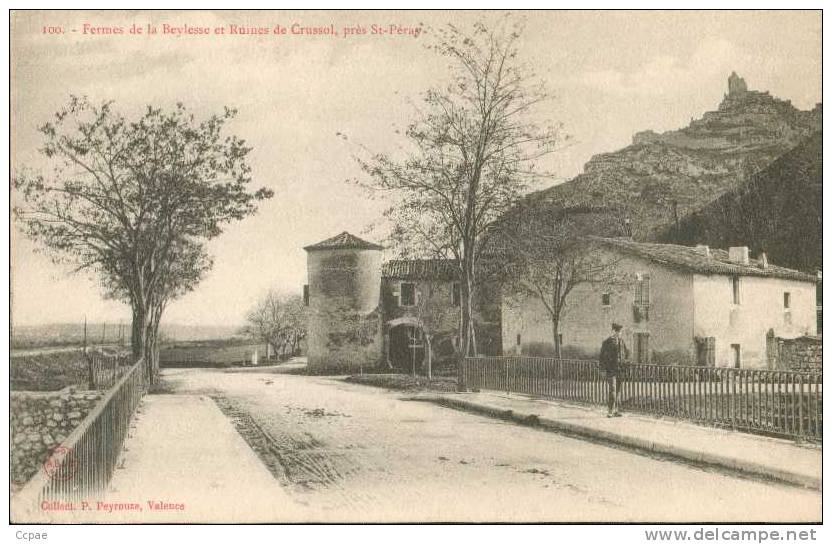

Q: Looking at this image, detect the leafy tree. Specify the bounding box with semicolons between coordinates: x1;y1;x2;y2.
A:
13;96;272;382
243;291;306;360
354;18;563;373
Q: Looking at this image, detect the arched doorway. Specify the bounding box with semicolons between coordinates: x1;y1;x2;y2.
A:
388;322;425;373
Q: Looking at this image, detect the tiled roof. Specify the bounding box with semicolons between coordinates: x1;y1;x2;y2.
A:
303;231;384;251
382;259;459;280
594;237;816;282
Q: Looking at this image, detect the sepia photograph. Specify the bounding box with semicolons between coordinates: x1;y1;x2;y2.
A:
7;8;823;527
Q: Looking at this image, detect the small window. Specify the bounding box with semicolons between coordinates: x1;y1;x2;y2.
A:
696;337;716;367
303;284;309;306
784;292;791;309
634;275;650;322
634;332;650;364
634;275;650;305
399;282;416;306
731;344;741;369
452;282;461;307
516;334;522;346
601;293;611;306
732;276;741;305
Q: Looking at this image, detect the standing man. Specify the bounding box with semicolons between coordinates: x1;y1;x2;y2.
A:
599;323;629;417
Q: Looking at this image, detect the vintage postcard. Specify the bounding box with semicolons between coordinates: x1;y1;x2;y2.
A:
8;9;823;526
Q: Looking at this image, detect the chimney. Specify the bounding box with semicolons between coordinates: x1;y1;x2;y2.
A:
759;252;769;269
729;246;750;265
695;244;710;258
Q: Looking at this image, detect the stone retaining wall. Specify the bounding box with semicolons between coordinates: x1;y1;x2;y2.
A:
777;335;822;372
10;387;103;490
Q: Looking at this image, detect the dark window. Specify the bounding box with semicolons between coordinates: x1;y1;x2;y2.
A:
516;334;522;346
732;276;741;305
696;337;716;367
635;275;650;305
602;293;611;306
400;282;416;306
784;292;791;309
452;282;461;307
633;275;650;321
303;284;309;306
634;333;650;364
731;344;741;369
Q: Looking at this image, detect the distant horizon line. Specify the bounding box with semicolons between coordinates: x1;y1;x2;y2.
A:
10;321;246;330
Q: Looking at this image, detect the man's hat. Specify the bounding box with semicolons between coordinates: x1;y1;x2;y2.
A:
611;323;623;331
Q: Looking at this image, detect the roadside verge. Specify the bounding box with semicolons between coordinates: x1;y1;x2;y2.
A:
413;391;822;491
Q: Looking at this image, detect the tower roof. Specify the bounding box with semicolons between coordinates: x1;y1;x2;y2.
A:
303;231;384;252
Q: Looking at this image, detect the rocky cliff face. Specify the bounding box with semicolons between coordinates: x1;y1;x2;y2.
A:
660;131;821;273
532;73;821;239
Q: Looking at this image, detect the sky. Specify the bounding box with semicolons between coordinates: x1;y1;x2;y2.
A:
10;10;821;327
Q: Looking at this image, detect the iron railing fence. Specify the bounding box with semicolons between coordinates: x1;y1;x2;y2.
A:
462;356;822;442
11;358;145;519
85;349;133;389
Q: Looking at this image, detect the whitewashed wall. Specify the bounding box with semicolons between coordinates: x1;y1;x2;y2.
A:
692;274;816;368
501;252;696;362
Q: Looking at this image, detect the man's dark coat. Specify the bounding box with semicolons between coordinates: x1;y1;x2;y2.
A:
599;336;628;373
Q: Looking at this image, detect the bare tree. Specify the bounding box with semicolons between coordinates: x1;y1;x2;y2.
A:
243;291;306;360
354;18;563;372
497;204;626;358
13;97;273;383
414;281;458;379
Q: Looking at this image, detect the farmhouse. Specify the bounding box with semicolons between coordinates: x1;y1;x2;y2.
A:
303;232;499;374
503;238;817;369
304;232;817;373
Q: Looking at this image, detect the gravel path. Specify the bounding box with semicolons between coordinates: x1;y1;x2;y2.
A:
161;366;821;523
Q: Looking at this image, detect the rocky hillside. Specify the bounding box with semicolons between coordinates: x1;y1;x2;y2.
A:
530;73;821;240
659;131;821;273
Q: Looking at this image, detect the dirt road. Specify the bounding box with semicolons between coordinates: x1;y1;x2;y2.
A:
161;366;821;523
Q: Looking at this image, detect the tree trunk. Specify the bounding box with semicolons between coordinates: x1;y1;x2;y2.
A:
425;335;433;380
463;265;477;357
144;311;161;384
131;304;150;383
131;305;143;359
552;317;562;359
458;262;477;390
130;301;162;385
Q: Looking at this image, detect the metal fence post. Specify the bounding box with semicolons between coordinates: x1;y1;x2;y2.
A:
797;373;805;441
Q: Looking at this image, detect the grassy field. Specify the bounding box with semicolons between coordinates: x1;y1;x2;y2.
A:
159;340;271;367
11;350;92;391
11;350;133;392
10;338;283;389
